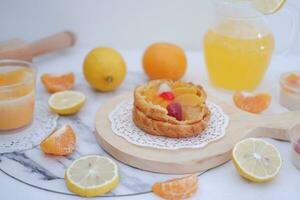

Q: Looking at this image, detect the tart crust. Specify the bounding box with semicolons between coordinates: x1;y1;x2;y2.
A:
132;80;211;138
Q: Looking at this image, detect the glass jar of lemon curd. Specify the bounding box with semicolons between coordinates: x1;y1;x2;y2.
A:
203;0;296;90
0;60;36;131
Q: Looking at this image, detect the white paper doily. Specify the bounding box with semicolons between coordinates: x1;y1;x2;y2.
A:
0;99;58;153
109;100;229;150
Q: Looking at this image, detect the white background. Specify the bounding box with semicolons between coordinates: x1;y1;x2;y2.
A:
0;0;300;53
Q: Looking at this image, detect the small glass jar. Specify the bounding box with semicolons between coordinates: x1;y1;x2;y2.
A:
279;71;300;110
0;60;36;131
289;123;300;170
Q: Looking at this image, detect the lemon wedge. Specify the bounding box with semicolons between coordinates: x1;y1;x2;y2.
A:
232;138;282;182
48;91;85;115
65;155;119;197
252;0;286;14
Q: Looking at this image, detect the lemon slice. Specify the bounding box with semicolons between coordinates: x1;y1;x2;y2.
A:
65;155;119;197
252;0;286;14
48;91;85;115
232;138;282;182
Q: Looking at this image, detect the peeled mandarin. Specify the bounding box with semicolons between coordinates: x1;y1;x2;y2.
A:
152;174;198;200
40;124;76;156
41;72;75;93
233;92;271;114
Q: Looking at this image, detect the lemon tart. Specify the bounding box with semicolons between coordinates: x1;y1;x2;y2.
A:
132;80;210;138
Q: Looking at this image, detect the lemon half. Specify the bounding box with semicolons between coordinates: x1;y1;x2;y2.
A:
65;155;119;197
48;91;85;115
252;0;286;14
232;138;282;182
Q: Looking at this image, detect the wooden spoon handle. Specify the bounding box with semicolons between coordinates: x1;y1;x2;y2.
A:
27;31;75;57
0;31;76;61
258;111;300;130
248;111;300;141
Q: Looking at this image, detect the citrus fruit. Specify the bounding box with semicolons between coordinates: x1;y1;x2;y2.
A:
252;0;286;14
48;91;86;115
40;124;76;156
143;43;187;81
83;47;126;92
232;138;282;182
233;91;271;113
65;155;119;197
175;93;203;106
152;174;198;200
41;72;75;93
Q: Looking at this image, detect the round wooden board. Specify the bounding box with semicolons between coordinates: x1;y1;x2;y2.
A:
95;93;300;174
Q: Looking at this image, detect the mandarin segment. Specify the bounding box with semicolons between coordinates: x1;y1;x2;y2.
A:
41;72;75;93
40;124;76;156
233;92;271;113
152;174;198;200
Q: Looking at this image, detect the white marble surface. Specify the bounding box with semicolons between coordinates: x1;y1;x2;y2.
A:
0;49;300;200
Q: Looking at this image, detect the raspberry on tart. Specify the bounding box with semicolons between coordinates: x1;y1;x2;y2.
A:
132;80;211;138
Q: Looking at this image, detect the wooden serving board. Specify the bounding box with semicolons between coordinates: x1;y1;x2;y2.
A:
95;93;300;174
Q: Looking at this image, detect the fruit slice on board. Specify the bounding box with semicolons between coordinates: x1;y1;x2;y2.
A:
40;124;76;156
233;91;271;113
152;174;198;200
232;138;282;182
41;72;75;93
252;0;286;14
48;90;86;115
65;155;119;197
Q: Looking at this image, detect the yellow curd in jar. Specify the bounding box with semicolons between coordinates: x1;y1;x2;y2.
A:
0;64;35;131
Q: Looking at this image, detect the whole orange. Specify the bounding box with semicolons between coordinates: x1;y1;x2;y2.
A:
142;43;187;81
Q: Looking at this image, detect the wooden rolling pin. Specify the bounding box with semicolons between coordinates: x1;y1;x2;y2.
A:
0;31;76;61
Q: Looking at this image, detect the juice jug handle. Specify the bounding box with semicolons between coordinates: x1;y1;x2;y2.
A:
277;3;299;55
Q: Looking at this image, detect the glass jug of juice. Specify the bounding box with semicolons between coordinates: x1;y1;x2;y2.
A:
203;0;294;90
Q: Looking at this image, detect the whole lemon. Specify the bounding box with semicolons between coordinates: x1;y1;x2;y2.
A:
83;47;126;91
143;43;187;81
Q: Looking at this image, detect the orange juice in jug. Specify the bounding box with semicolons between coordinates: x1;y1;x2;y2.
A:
204;21;274;90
